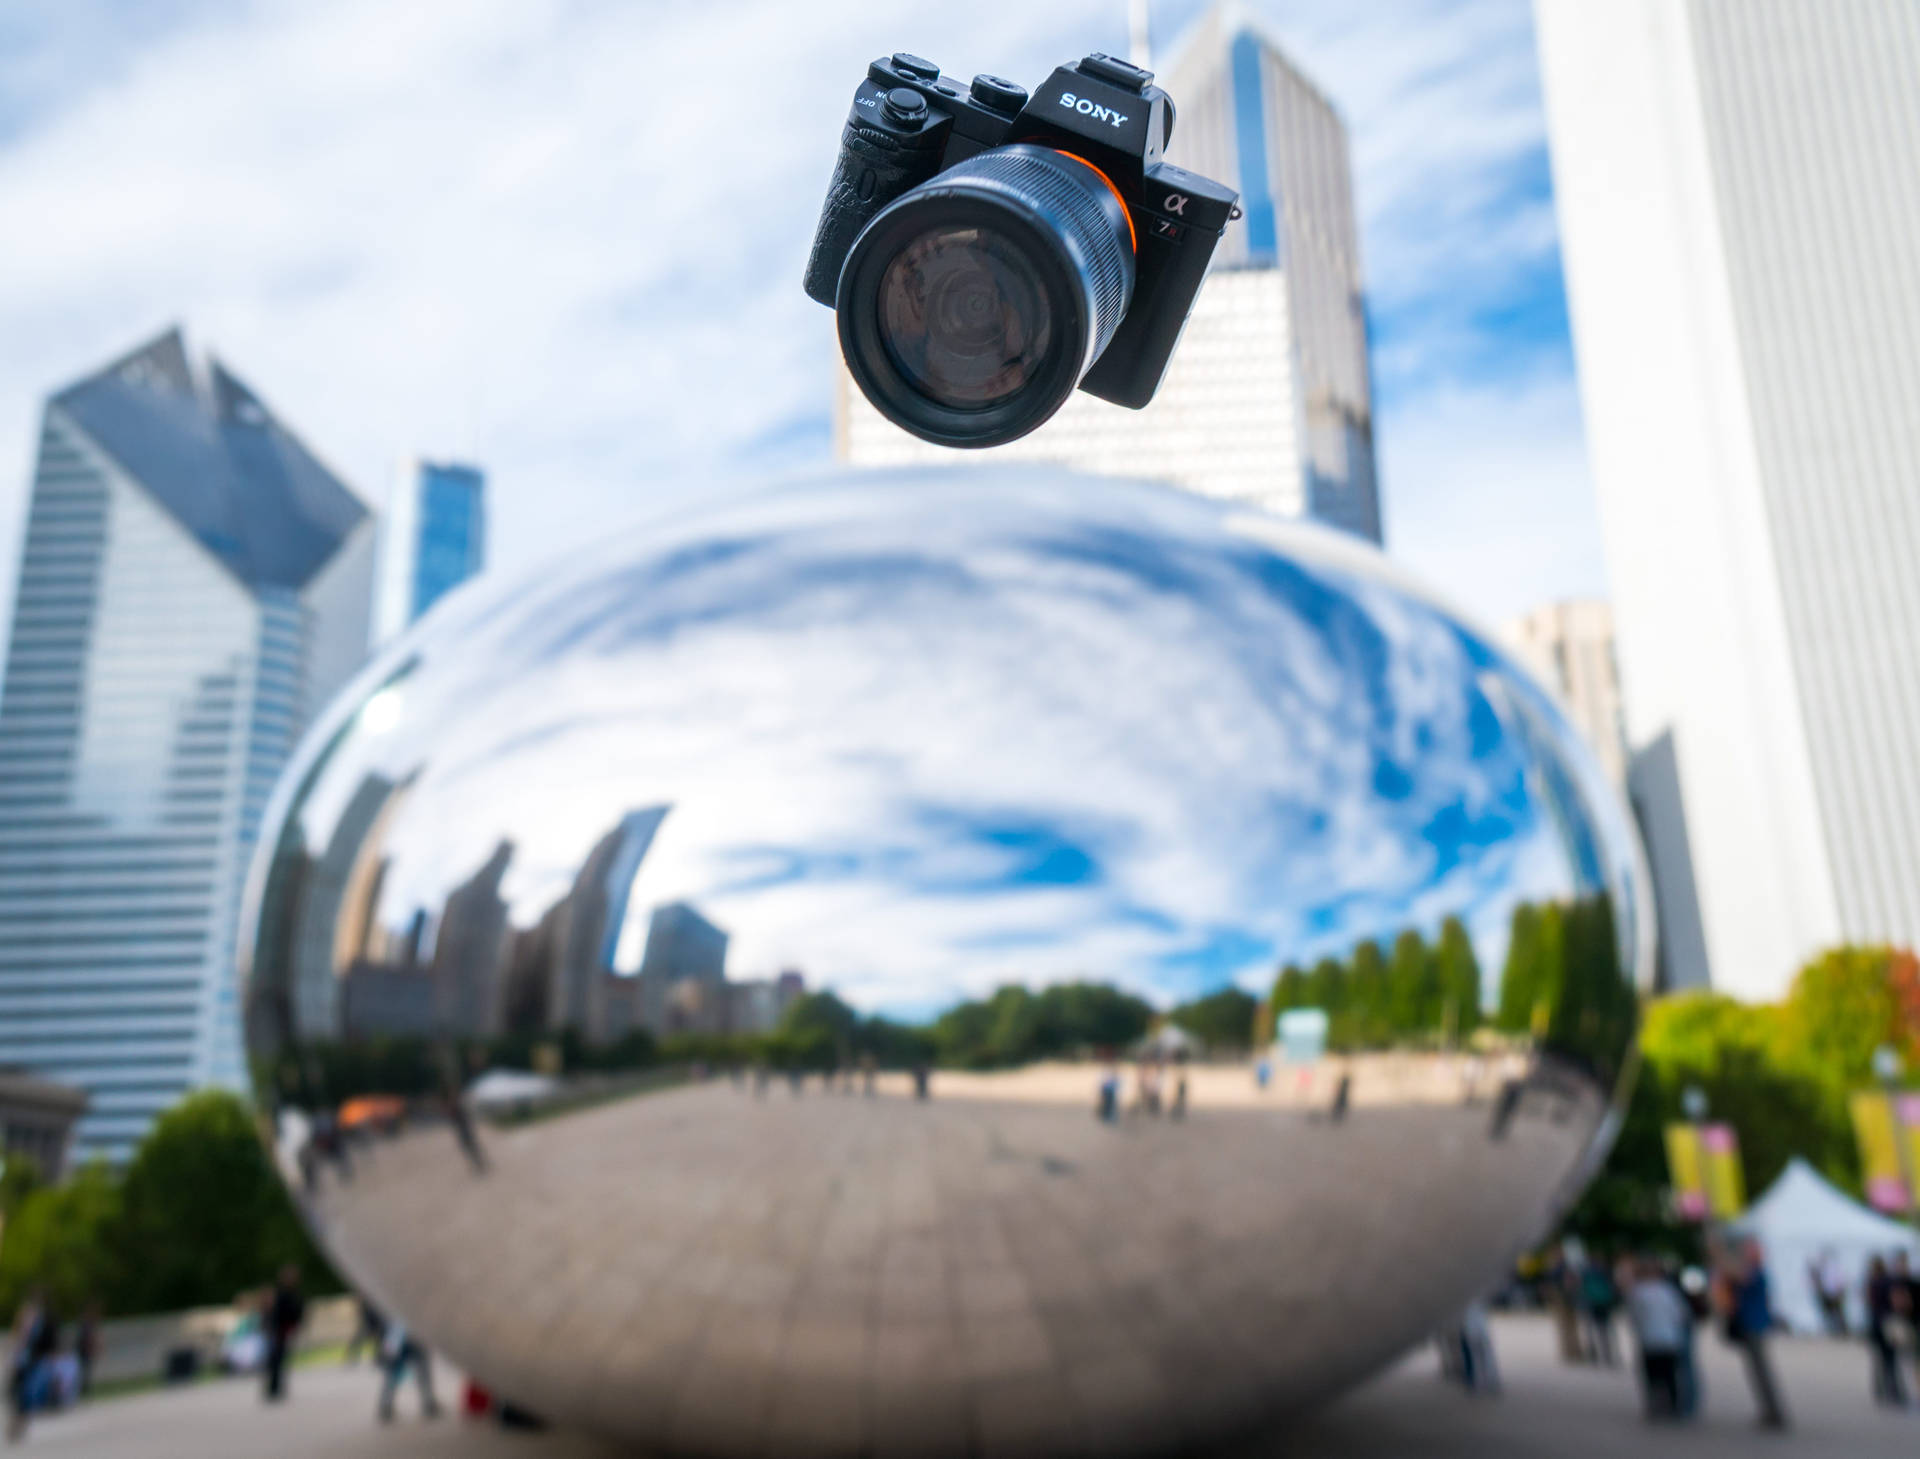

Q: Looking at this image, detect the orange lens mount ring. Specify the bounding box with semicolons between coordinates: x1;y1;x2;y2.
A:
1049;149;1137;254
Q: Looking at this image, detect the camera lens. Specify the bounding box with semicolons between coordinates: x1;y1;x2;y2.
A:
877;226;1054;408
836;144;1135;448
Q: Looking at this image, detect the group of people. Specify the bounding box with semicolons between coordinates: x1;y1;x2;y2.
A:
1547;1239;1788;1428
5;1292;99;1441
1095;1052;1190;1123
266;1272;440;1424
1860;1249;1920;1407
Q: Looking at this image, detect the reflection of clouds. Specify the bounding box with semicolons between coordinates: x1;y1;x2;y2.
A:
273;469;1637;1015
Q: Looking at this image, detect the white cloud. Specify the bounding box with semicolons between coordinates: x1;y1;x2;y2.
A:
1377;371;1605;629
0;0;1603;650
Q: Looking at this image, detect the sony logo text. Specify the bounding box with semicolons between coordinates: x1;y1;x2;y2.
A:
1058;92;1129;128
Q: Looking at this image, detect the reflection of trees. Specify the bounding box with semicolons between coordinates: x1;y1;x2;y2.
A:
1267;903;1629;1079
931;982;1154;1070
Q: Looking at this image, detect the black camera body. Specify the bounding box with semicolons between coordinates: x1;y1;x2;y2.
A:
806;52;1238;447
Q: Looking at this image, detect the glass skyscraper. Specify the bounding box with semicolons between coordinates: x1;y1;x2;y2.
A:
0;329;374;1161
839;1;1383;545
1537;0;1920;998
375;459;486;643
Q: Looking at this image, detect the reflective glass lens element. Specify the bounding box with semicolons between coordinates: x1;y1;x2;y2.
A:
836;144;1134;449
877;225;1055;408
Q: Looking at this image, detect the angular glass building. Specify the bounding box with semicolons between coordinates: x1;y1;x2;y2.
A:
0;329;373;1161
375;459;486;643
838;1;1383;544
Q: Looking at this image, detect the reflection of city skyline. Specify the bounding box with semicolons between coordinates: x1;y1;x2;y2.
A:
251;791;805;1056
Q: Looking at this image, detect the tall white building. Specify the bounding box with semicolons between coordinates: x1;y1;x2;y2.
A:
0;330;373;1160
1535;0;1920;999
1502;600;1628;788
840;2;1382;543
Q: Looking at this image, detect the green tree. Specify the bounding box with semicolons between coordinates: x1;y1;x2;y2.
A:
0;1151;43;1222
1304;957;1346;1017
0;1163;121;1320
1497;902;1543;1033
1347;940;1389;1048
1169;987;1258;1051
778;991;861;1044
1386;929;1438;1036
116;1090;334;1314
1780;945;1904;1092
1435;916;1481;1043
1271;964;1307;1016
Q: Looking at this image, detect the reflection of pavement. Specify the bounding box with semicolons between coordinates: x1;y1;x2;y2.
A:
308;1077;1596;1454
38;1317;1920;1458
888;1052;1533;1110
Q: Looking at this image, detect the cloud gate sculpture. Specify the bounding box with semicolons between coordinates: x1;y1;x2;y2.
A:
241;468;1648;1455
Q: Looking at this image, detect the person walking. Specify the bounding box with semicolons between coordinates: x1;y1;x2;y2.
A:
1866;1255;1907;1406
1626;1258;1690;1419
344;1295;385;1366
73;1301;100;1399
6;1288;56;1443
1581;1256;1620;1365
376;1320;442;1423
1894;1250;1920;1391
1809;1248;1848;1337
1721;1240;1789;1430
261;1265;306;1403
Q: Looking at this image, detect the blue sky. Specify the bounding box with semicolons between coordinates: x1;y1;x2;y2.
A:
281;471;1618;1018
0;0;1606;635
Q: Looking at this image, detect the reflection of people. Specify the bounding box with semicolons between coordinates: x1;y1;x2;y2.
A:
447;1093;488;1175
377;1321;442;1423
1866;1256;1906;1406
262;1265;307;1402
1329;1072;1350;1124
911;1064;931;1100
1718;1240;1788;1430
1170;1056;1189;1121
1096;1065;1119;1123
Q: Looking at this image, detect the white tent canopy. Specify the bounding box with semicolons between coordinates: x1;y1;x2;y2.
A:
466;1068;558;1111
1728;1158;1920;1334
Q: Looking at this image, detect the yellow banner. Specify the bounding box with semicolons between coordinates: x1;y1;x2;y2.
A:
1665;1121;1744;1220
1665;1123;1707;1220
1700;1123;1745;1220
1851;1091;1909;1212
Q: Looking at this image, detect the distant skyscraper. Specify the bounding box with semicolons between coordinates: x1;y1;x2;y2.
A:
0;329;373;1160
838;1;1383;543
1502;600;1628;786
1536;0;1920;999
374;459;486;642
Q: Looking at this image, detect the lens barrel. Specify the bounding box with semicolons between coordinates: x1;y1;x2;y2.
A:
836;144;1135;448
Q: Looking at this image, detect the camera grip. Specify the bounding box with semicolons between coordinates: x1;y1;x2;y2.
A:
804;118;945;307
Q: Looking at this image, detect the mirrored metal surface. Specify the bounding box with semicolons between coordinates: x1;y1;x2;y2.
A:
241;468;1648;1455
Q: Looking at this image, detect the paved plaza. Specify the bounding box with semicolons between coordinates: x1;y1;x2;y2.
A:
299;1074;1598;1452
17;1314;1920;1457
